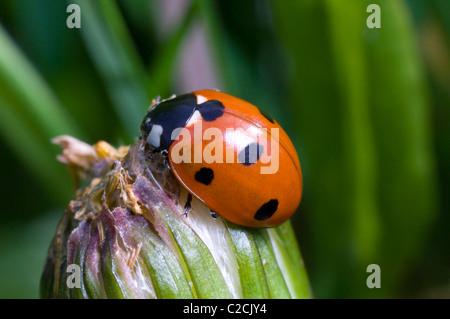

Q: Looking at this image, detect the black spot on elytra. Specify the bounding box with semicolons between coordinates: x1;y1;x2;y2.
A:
238;143;264;166
195;167;214;185
254;199;279;221
196;100;225;121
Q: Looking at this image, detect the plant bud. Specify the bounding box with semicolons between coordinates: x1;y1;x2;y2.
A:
40;136;311;299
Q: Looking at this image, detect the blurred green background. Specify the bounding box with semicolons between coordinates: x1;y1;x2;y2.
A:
0;0;448;298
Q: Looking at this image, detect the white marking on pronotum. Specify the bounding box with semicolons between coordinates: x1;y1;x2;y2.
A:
159;94;176;104
186;110;202;127
196;94;208;105
147;124;163;148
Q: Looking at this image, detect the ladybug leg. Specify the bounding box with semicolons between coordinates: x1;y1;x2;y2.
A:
158;149;170;168
184;193;192;218
149;148;170;168
210;211;219;219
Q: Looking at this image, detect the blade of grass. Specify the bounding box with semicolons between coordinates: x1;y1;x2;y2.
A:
272;0;437;298
253;229;291;298
270;0;377;298
268;222;311;299
133;175;232;298
195;0;291;129
194;0;233;93
0;211;62;298
226;224;270;299
271;0;348;298
117;0;155;34
72;0;149;141
147;2;196;100
0;97;71;201
364;0;438;296
324;0;380;270
0;24;80;201
196;0;265;98
0;24;82;139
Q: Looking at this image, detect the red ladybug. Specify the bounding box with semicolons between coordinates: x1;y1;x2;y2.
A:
140;89;302;228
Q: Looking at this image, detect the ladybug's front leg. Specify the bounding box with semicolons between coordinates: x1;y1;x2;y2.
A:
158;149;170;169
210;211;219;219
184;193;192;218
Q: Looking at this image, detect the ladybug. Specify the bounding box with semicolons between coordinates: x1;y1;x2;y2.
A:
140;89;302;228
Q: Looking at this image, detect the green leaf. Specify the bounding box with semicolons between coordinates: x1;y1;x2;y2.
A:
253;229;291;298
226;224;270;299
139;234;194;299
156;205;232;298
268;222;311;299
133;176;232;298
117;209;194;299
